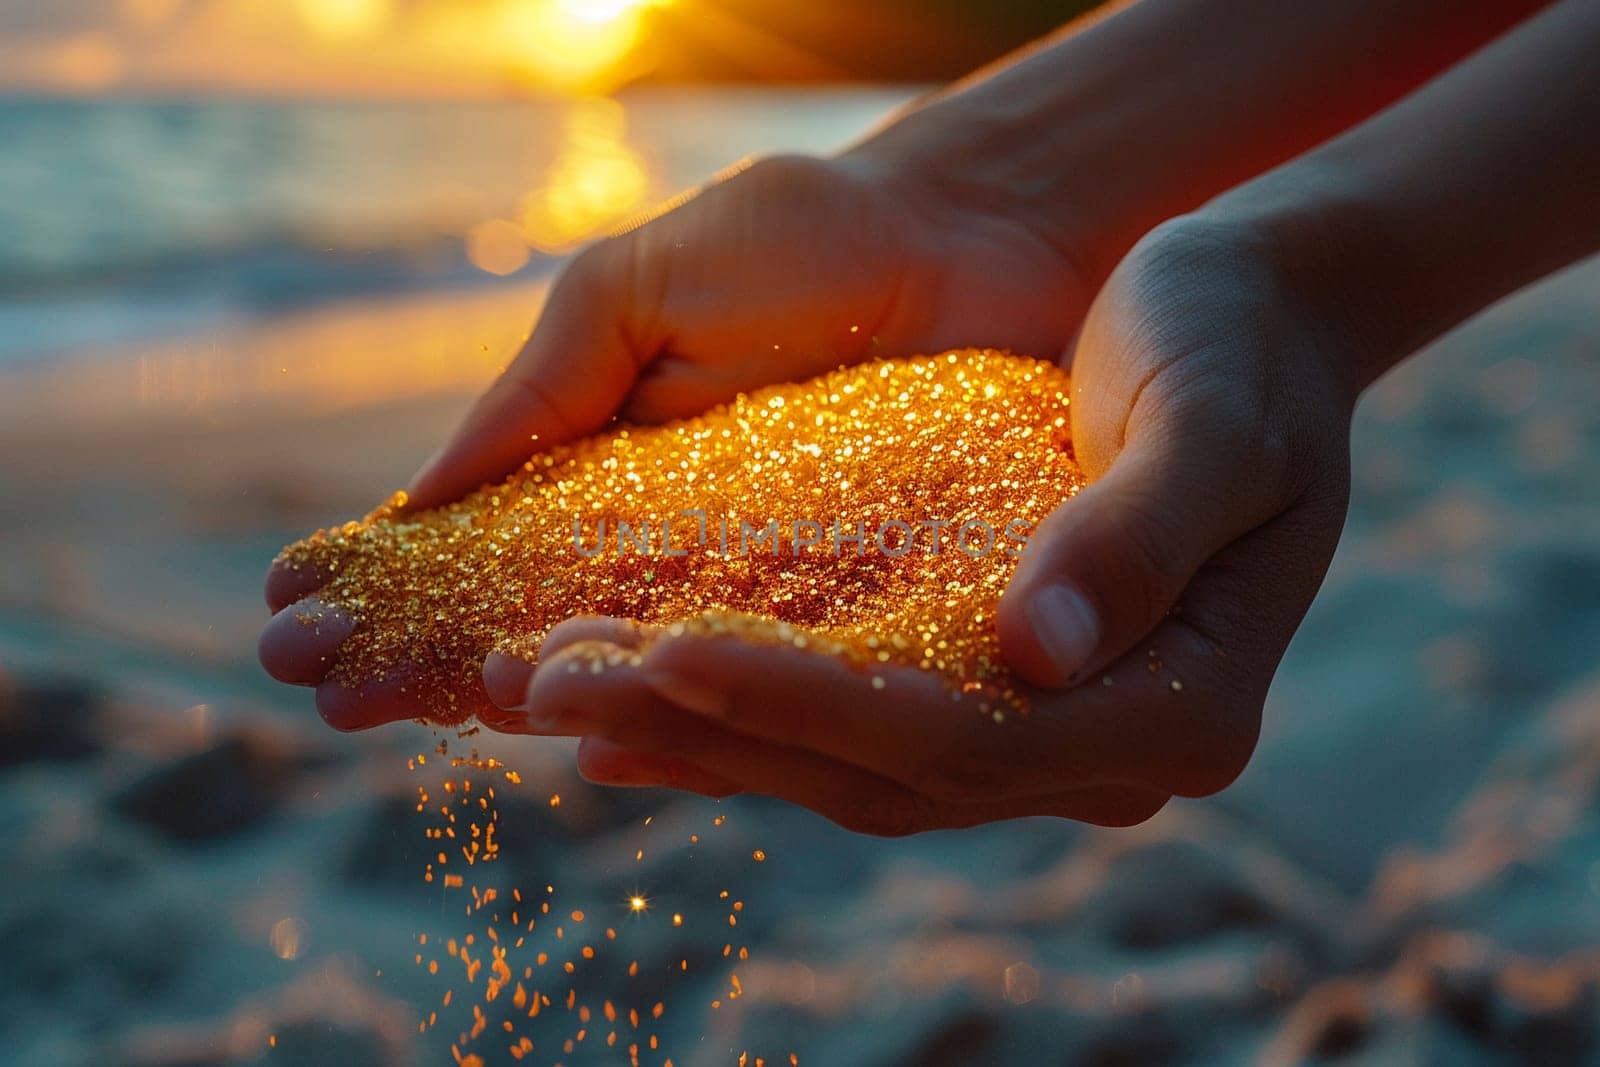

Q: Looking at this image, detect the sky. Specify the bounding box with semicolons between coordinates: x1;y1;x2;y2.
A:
0;0;682;97
0;0;1094;98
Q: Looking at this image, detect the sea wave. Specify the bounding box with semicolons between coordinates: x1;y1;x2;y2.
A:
0;88;912;362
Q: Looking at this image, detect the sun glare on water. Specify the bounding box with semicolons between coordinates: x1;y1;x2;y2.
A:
466;97;653;275
520;100;651;250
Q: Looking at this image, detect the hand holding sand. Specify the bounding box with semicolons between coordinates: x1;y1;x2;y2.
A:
494;224;1354;833
259;229;1358;834
264;350;1085;731
262;0;1600;833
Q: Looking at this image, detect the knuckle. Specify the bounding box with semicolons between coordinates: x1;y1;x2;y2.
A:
562;236;626;295
637;632;702;680
1092;217;1284;423
563;238;610;282
1122;215;1277;305
732;153;833;193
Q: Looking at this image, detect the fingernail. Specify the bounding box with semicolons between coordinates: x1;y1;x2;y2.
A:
1027;584;1100;682
644;669;727;719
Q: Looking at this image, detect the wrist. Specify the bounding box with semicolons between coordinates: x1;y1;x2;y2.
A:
839;34;1161;293
1195;172;1403;408
842;103;1111;293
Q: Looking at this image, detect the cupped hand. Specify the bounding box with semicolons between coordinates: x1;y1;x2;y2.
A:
409;151;1093;510
260;149;1090;722
479;217;1357;833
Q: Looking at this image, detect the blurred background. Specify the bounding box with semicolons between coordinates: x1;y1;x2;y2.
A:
0;0;1097;370
3;2;1600;1065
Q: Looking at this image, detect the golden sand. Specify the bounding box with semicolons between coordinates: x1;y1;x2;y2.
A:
410;745;795;1063
273;349;1083;724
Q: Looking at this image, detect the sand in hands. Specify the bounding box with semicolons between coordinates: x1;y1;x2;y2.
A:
273;349;1084;725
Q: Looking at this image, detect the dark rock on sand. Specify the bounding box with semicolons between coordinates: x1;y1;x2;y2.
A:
111;729;340;843
1;891;194;1002
1101;843;1281;951
1052;817;1352;969
1259;931;1600;1066
0;674;103;768
231;1021;394;1067
890;1009;999;1067
1071;1013;1189;1067
337;789;437;891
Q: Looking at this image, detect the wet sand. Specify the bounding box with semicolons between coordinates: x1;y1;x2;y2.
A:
2;258;1599;1065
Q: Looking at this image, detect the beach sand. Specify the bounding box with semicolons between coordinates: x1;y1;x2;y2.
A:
2;259;1599;1065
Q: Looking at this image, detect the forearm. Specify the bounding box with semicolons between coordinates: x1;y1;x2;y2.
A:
1205;0;1600;398
848;0;1546;286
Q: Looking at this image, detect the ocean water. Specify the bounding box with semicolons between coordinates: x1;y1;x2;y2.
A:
0;88;912;363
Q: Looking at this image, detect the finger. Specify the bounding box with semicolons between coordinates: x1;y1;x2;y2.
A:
964;496;1345;799
997;421;1284;688
404;239;653;510
481;615;657;709
314;661;423;732
514;644;941;830
619;357;751;425
596;500;1332;801
526;639;1171;831
575;737;741;797
534;626;1182;805
264;558;332;613
304;641;501;732
580;734;1169;831
258;598;355;685
311;661;501;731
606;622;1164;800
539;614;659;656
619;627;979;789
560;674;1167;833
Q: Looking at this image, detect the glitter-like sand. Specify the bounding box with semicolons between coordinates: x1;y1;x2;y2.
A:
273;349;1084;725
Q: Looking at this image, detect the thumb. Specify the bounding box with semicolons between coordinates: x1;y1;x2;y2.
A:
997;430;1281;688
403;238;651;511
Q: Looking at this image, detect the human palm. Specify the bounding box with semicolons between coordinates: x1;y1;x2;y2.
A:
488;220;1355;833
259;152;1091;726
